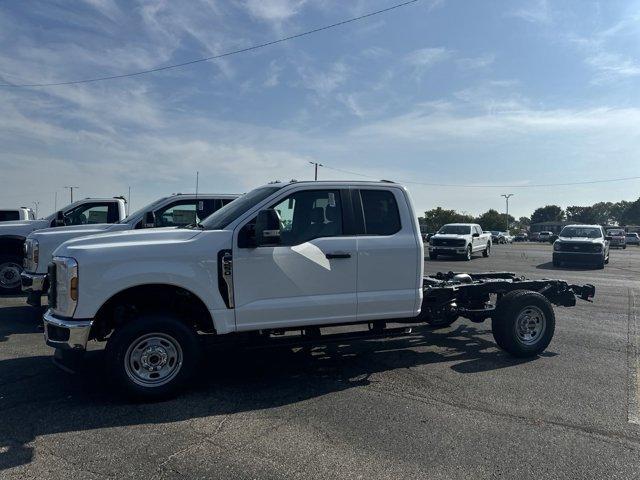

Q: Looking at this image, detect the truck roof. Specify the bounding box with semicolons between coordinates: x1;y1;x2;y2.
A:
261;180;404;188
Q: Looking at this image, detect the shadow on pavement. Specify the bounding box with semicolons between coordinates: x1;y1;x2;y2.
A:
0;306;44;343
535;261;601;272
0;322;545;471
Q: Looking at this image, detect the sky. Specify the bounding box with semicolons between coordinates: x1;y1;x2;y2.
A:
1;0;639;219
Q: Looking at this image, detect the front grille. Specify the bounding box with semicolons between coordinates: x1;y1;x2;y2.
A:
557;242;599;253
47;262;57;309
432;238;466;247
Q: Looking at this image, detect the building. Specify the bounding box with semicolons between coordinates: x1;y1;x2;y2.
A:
529;221;570;235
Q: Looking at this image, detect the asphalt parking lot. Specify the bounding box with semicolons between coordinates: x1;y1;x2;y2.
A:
1;243;640;479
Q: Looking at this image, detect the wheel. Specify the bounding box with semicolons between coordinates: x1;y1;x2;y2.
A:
483;243;491;257
105;314;202;399
491;290;555;358
0;255;23;295
429;253;438;260
463;245;472;261
623;245;626;250
552;258;561;267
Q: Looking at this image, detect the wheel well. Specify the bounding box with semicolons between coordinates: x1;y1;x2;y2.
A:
0;236;26;259
93;284;215;340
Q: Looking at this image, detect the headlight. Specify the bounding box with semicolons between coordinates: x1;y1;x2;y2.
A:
24;239;39;271
553;242;561;251
51;256;78;317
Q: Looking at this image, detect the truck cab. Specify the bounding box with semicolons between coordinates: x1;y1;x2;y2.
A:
0;197;126;294
428;223;492;260
21;194;238;306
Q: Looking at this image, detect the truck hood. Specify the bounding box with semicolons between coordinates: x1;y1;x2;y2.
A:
0;219;50;238
432;234;469;239
54;227;203;256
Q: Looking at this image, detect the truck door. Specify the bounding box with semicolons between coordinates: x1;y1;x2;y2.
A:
354;188;421;321
233;188;358;331
59;201;120;226
473;225;482;251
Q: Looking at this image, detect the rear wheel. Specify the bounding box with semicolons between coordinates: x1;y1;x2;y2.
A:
492;290;555;357
105;314;202;399
0;255;23;295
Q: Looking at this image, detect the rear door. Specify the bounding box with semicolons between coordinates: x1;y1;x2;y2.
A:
354;188;421;321
233;187;358;331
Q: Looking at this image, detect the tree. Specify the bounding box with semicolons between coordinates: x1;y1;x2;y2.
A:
531;205;565;224
422;207;474;232
475;209;515;231
566;206;598;224
619;198;640;225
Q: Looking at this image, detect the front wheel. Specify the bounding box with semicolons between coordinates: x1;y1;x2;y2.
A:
483;243;491;257
491;290;555;357
105;314;202;399
0;255;23;295
463;245;472;261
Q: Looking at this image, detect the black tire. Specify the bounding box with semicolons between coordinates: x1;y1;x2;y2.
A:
491;290;555;358
105;314;202;399
463;245;472;261
483;243;491;257
0;255;23;295
429;253;438;260
623;245;626;250
552;258;561;267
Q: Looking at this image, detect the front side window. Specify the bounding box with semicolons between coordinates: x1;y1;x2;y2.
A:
156;202;197;227
268;189;343;246
63;204;110;225
360;190;401;236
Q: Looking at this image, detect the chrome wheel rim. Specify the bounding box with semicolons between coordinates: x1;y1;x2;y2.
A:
124;333;183;387
0;262;22;290
515;306;546;346
467;247;472;259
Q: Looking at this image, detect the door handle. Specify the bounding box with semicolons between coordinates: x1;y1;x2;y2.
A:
326;252;351;259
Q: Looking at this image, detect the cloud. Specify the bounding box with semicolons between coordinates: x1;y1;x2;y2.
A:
585;52;640;83
264;60;283;87
404;47;451;69
243;0;306;23
509;0;552;25
297;61;349;96
456;53;495;70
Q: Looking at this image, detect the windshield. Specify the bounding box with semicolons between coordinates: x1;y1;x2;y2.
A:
560;227;602;238
118;197;169;224
608;230;624;235
438;225;471;235
201;186;282;230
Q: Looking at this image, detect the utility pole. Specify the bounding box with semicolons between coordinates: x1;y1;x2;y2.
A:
501;194;514;232
64;186;79;203
309;161;323;181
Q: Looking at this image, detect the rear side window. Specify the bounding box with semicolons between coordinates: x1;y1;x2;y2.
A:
360;190;401;236
0;211;19;221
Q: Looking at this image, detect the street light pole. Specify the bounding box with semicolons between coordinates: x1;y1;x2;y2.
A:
309;161;323;181
64;186;79;203
501;194;514;232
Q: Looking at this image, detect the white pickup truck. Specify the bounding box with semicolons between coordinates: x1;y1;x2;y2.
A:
21;193;238;306
428;223;492;260
42;181;595;398
0;197;127;294
0;207;35;222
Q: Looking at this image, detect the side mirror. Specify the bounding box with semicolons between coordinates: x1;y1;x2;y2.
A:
472;232;480;238
54;211;65;227
143;211;156;228
255;209;281;246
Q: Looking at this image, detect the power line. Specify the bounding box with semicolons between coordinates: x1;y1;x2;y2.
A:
0;0;420;88
320;164;640;188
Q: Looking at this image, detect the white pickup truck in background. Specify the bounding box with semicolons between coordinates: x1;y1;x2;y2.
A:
40;180;593;399
21;193;238;306
0;207;36;222
428;223;492;260
0;197;127;294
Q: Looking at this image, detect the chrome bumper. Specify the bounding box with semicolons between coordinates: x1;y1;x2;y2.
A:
21;271;47;294
43;309;93;351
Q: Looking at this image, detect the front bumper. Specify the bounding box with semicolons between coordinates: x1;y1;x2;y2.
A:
429;246;467;255
553;252;603;265
43;309;93;351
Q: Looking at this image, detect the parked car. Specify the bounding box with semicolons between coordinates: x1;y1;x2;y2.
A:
0;207;35;222
428;223;492;260
0;197;127;294
21;193;239;307
489;230;504;244
41;180;595;398
514;232;528;242
625;233;640;246
538;231;553;243
606;229;626;249
502;232;514;243
552;224;610;269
